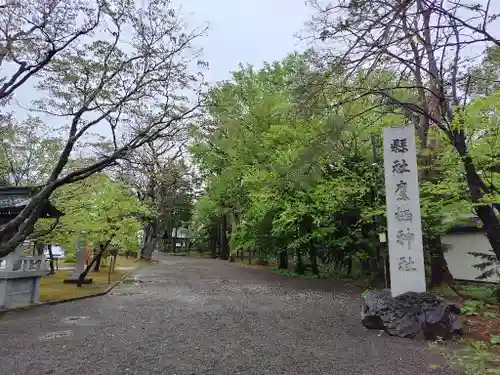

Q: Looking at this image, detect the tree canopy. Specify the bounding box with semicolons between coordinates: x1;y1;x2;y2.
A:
34;173;149;254
188;43;499;284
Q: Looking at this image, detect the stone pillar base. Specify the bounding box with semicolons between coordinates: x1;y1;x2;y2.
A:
0;272;44;310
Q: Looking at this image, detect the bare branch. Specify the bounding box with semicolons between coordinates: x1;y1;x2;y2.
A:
0;0;207;257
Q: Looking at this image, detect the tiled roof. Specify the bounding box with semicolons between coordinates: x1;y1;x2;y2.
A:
0;186;64;218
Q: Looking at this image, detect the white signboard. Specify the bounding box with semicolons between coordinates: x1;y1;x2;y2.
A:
383;125;426;297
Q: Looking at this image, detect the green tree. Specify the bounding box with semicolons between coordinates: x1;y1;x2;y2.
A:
307;0;500;285
34;173;149;272
190;53;383;272
190;51;472;287
0;0;206;257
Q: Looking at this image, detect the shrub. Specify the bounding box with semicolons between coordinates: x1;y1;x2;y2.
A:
64;253;76;264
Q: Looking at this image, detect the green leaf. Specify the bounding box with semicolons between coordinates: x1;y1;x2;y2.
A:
490;335;500;345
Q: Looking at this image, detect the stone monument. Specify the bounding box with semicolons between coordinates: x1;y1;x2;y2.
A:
63;231;93;284
382;125;426;296
360;126;462;340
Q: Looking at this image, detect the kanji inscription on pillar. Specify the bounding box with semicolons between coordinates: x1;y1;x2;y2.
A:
383;125;426;297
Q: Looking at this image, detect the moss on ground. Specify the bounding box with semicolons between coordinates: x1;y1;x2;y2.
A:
59;255;140;268
39;269;128;302
99;256;140;268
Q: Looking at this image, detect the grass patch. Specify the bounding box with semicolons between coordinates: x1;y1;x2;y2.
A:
272;268;300;277
101;256;140;268
433;283;499;305
59;255;140;269
429;284;500;373
430;339;500;375
462;285;499;303
163;250;212;257
270;267;330;279
39;269;128;302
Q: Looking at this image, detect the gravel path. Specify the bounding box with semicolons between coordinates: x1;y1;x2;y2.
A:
0;255;456;375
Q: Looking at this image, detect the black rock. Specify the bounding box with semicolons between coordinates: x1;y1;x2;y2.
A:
361;289;462;340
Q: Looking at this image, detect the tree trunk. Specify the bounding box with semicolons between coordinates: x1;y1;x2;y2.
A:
384;251;391;288
93;250;104;272
78;254;99;286
406;9;455;289
77;237;113;286
107;256;113;284
360;259;370;277
452;131;500;260
210;222;217;258
140;225;147;258
294;248;304;275
46;243;55;275
279;250;288;269
346;257;353;276
228;212;238;262
309;242;319;275
141;222;157;260
295;221;305;274
220;215;229;260
142;233;154;260
377;252;386;282
215;221;221;258
427;236;454;288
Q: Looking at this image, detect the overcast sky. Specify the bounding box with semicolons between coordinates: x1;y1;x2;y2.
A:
174;0;312;84
6;0;312;138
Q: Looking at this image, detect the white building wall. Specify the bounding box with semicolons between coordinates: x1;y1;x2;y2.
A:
172;228;189;239
443;232;499;283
